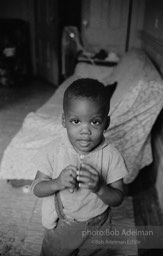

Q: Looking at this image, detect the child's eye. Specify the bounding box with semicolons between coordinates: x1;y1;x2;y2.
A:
91;120;101;125
71;119;80;124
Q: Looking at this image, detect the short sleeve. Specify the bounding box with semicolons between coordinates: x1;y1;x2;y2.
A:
105;146;128;184
31;142;55;178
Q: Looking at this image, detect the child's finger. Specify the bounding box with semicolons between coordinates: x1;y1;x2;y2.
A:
68;181;78;193
80;163;98;175
77;169;97;182
67;166;78;178
78;181;94;189
69;177;77;185
77;175;93;184
78;183;89;189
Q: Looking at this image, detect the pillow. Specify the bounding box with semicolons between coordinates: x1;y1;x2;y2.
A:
74;62;114;83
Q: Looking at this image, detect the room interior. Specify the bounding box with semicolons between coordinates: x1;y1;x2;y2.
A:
0;0;163;255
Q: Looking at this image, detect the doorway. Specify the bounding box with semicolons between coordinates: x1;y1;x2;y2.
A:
34;0;59;85
58;0;82;32
58;0;82;81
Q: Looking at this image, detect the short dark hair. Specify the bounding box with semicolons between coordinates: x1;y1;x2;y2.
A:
63;78;111;113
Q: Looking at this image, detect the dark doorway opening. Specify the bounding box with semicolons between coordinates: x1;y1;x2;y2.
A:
58;0;82;82
58;0;82;32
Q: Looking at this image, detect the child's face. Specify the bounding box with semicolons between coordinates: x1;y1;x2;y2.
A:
62;97;110;154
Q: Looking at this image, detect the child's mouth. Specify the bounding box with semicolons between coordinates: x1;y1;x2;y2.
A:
78;140;91;147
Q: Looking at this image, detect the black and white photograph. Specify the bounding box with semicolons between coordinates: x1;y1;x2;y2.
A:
0;0;163;255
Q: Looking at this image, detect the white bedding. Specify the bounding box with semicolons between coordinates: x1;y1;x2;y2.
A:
0;49;163;183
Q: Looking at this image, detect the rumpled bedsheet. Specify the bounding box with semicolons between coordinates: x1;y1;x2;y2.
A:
0;50;163;183
106;79;163;183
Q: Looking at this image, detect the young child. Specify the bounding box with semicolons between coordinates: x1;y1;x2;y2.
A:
31;78;128;256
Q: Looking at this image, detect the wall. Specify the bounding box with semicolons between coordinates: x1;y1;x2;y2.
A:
0;0;36;74
141;0;163;74
0;0;30;20
141;0;163;211
128;0;146;50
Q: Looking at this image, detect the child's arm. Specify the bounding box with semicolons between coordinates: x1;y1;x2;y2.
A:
96;179;124;207
77;163;125;207
32;165;77;198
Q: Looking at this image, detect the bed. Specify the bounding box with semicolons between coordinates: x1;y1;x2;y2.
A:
0;48;163;185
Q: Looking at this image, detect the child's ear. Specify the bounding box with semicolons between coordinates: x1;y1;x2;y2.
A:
62;113;66;128
105;116;110;130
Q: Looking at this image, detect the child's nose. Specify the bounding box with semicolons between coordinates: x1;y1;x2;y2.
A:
80;125;91;135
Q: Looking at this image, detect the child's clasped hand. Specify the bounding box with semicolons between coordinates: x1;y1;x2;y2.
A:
77;163;100;193
57;163;101;193
57;165;77;192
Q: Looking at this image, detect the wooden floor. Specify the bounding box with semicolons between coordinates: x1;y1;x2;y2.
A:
0;79;55;256
0;78;163;255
